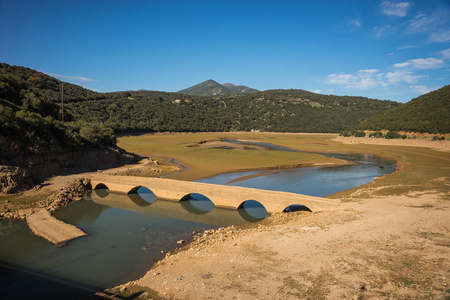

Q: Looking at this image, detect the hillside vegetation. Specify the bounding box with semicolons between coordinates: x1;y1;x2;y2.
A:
68;89;400;133
1;63;401;137
0;63;116;158
358;85;450;134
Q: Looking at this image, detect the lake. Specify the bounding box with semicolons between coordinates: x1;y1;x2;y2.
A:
0;141;396;299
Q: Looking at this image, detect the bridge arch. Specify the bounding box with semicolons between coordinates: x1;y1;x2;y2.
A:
127;186;157;206
283;204;312;212
238;200;268;222
179;193;215;215
93;183;110;198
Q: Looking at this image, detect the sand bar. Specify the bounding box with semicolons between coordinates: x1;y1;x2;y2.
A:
26;208;87;246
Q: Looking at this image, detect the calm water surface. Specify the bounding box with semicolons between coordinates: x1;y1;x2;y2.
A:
0;193;253;300
198;140;396;196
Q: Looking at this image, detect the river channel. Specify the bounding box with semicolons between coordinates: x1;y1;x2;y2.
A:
0;141;396;299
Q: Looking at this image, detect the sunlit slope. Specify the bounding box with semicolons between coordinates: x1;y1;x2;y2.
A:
358;85;450;134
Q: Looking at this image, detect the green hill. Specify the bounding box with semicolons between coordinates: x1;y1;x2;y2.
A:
67;88;400;133
0;63;116;157
358;85;450;134
0;63;402;136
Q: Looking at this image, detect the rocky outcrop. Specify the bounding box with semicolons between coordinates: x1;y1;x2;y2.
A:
0;142;136;194
40;178;91;213
0;165;34;194
0;178;91;220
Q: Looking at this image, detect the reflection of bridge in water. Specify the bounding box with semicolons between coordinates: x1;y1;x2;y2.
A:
91;175;340;213
90;192;252;226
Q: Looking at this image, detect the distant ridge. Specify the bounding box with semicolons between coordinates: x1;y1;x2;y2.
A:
178;79;259;96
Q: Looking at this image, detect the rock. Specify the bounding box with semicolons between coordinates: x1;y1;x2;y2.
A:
177;240;185;244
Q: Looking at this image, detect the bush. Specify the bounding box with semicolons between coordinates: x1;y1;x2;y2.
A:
80;123;116;146
369;131;383;138
340;131;351;137
354;131;366;137
385;131;402;139
432;135;446;141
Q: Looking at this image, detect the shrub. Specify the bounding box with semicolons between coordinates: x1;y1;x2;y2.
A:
385;131;402;139
354;131;366;137
369;131;383;138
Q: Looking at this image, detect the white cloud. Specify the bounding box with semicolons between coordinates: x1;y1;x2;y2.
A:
409;85;430;94
407;13;436;33
326;69;387;89
45;72;99;82
326;74;355;85
394;57;445;69
394;62;411;68
386;71;427;84
409;58;445;69
441;48;450;60
380;1;411;17
431;30;450;42
311;89;321;94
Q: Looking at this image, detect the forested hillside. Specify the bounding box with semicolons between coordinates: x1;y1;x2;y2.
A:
357;85;450;134
0;63;115;158
1;63;401;137
68;89;400;133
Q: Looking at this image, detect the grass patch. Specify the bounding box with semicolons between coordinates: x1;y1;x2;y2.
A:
118;133;345;181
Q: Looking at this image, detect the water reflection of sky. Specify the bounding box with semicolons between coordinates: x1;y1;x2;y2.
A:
198;154;396;197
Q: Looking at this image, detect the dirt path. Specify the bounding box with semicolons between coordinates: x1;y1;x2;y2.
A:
112;191;449;299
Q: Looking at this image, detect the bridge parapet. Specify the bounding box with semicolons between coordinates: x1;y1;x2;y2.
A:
90;175;340;213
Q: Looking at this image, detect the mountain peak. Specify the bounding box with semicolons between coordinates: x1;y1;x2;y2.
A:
178;80;258;96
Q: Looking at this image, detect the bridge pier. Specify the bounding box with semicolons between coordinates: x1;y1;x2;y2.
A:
90;175;340;213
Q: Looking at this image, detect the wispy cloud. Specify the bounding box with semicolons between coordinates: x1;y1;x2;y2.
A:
409;85;430;94
386;70;427;84
394;57;445;69
441;48;450;59
430;30;450;42
406;13;436;33
380;1;411;17
311;89;321;94
326;69;387;89
373;25;392;38
349;18;362;29
398;44;415;50
45;72;99;82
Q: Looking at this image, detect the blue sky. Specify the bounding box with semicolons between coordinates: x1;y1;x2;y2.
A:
1;0;449;102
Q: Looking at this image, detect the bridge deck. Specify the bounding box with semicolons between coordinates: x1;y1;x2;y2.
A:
90;175;340;213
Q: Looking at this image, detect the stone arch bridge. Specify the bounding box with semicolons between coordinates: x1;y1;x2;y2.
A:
90;175;340;213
